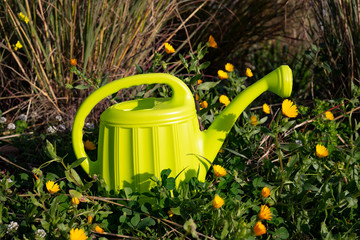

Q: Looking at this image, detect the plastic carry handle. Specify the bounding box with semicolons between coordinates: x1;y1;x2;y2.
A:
72;73;194;174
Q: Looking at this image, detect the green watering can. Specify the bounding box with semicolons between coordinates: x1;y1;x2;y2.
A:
72;65;292;192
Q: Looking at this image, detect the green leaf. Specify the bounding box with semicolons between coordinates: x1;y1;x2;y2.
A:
70;168;84;186
69;189;83;199
161;169;171;181
45;140;58;159
220;220;229;239
190;74;202;84
199;61;210;70
170;206;181;215
184;218;198;239
65;83;74;89
137;216;155;229
280;120;296;132
135;63;143;74
164;177;175;190
130;214;140;227
69;157;86;169
272;227;289;239
179;53;188;69
74;84;90;90
197;81;221;90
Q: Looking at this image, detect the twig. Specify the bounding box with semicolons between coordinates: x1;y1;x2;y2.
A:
0;154;32;173
0;132;34;140
91;231;141;239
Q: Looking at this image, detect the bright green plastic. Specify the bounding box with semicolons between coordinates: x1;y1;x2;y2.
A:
72;65;292;192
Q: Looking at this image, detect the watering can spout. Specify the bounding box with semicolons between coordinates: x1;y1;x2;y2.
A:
202;65;292;161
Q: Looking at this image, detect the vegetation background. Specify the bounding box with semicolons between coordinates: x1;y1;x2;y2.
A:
0;0;359;239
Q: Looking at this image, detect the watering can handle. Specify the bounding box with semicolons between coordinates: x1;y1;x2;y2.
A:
72;73;194;174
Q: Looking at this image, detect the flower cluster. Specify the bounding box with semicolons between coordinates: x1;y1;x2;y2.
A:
18;12;29;24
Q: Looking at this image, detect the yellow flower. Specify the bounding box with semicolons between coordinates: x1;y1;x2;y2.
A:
195;94;199;101
94;225;104;233
197;79;203;84
261;187;271;198
213;165;227;177
325;111;334;120
200;101;208;110
250;115;258;126
164;42;175;54
219;95;230;106
70;59;77;66
18;12;29;24
316;144;329;158
217;70;228;80
225;63;234;72
84;140;96;150
70;228;87;240
212;195;225;209
208;35;218;48
72;197;80;205
282;99;298;118
246;68;253;77
253;221;266;236
258;205;272;221
167;210;174;217
88;216;93;224
263;103;270;114
12;41;23;51
46;180;60;194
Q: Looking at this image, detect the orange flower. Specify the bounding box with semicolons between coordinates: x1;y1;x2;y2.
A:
212;195;225;209
219;95;230;106
282;99;298;118
225;63;234;72
208;35;218;48
325;111;334;120
88;216;93;224
72;197;80;205
261;187;271;198
213;165;227;177
167;210;174;217
70;59;77;66
164;43;175;54
250;115;258;126
218;70;228;80
258;205;272;221
316;144;329;158
246;68;253;77
95;225;104;234
84;140;96;150
197;79;203;84
200;101;208;110
253;221;266;236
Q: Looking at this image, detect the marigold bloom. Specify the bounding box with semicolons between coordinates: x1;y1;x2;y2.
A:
246;68;253;77
218;70;228;80
261;187;271;198
282;99;298;118
253;221;266;236
167;210;174;217
84;140;96;150
34;174;39;180
70;228;87;240
258;205;272;221
72;197;80;205
213;195;224;208
213;165;227;177
197;79;203;84
225;63;234;72
219;95;230;106
164;43;175;54
263;103;270;114
325;111;334;120
46;180;60;194
195;94;199;101
88;216;93;224
18;12;29;24
95;226;104;233
316;144;328;158
250;115;258;126
208;35;218;48
70;59;77;66
13;41;23;51
200;101;208;110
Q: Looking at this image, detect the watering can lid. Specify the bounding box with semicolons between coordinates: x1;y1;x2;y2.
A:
100;97;197;125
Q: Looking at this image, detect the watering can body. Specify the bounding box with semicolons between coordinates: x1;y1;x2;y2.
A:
72;65;293;192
